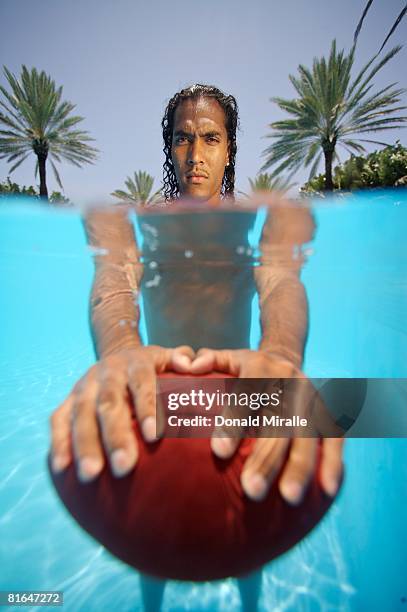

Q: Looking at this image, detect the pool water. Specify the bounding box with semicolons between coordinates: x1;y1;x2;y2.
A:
0;190;406;611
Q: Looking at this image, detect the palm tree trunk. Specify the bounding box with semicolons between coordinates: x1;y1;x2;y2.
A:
38;153;48;200
324;148;334;191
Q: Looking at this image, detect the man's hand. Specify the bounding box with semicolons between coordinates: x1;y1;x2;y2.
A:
50;345;194;482
190;348;344;505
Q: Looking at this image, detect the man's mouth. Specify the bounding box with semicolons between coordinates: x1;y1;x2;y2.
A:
186;173;208;184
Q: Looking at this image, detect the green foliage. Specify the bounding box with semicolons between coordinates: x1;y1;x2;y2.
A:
262;40;407;190
0;177;72;204
301;142;407;192
48;191;72;205
0;176;37;196
0;65;98;195
112;170;162;205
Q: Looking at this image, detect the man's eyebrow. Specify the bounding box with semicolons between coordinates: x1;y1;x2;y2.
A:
174;129;191;135
173;128;224;139
203;130;222;137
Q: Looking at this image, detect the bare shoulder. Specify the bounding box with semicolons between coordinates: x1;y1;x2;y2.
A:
260;201;316;246
83;203;140;264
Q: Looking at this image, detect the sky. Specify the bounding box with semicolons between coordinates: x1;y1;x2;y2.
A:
0;0;406;202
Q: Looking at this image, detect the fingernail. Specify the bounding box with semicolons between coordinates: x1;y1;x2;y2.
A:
78;457;102;482
142;416;157;442
241;472;267;501
52;455;69;473
280;480;303;505
211;436;235;458
324;477;338;497
110;449;133;477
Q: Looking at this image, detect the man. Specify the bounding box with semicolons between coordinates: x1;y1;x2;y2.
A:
161;83;236;204
50;84;343;505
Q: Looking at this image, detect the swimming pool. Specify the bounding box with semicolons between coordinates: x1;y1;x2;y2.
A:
1;190;406;611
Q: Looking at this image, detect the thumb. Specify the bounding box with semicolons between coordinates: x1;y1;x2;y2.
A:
190;348;238;375
190;348;217;374
170;345;196;372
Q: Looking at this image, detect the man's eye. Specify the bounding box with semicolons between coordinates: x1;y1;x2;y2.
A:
207;136;219;143
175;136;187;144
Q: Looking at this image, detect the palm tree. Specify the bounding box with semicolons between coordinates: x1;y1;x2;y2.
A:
249;173;296;193
0;65;98;199
261;41;407;190
112;170;162;205
239;173;296;198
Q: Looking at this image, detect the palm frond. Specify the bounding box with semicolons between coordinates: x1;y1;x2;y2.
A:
379;3;407;53
357;137;393;146
111;189;133;201
354;0;375;45
50;159;64;190
308;152;322;180
112;170;161;205
0;65;99;196
247;172;296;194
9;152;31;173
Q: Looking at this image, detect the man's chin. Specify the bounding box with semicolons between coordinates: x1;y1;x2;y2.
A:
180;190;221;205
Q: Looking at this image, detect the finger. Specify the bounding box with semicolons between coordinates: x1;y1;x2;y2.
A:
146;344;194;373
240;438;290;501
278;438;318;505
204;349;247;457
96;366;138;478
128;361;159;443
211;375;252;460
211;433;240;459
209;351;261;457
190;348;217;374
195;348;213;358
144;345;174;372
191;349;240;375
50;396;74;473
72;377;105;483
319;438;344;496
171;345;196;372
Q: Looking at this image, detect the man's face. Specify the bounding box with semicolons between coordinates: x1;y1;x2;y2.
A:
171;97;230;205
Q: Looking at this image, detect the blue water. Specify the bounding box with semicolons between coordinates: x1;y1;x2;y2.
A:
0;191;406;611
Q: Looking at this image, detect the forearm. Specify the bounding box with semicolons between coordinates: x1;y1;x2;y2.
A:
90;263;143;359
258;276;308;368
254;204;314;368
83;206;143;360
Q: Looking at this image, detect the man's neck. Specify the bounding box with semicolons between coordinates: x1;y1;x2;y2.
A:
178;193;223;207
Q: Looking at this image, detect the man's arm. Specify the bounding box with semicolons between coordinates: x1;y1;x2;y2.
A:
254;204;315;367
83;205;143;358
256;270;308;368
189;202;343;505
51;204;195;481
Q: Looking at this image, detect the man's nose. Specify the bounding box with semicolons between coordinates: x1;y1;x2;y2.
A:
187;140;204;165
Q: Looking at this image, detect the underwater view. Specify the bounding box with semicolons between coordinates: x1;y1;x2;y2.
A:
1;190;406;611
